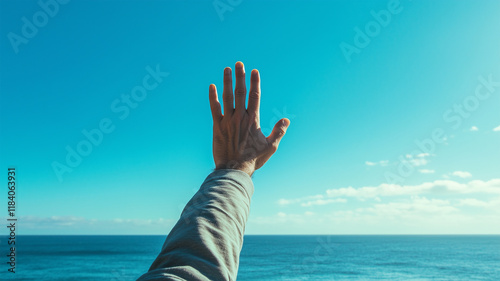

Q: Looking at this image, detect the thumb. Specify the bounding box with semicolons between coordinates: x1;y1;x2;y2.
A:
267;118;290;149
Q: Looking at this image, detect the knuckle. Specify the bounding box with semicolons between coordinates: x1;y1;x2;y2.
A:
232;113;242;122
270;143;279;152
235;89;246;97
249;90;260;100
211;103;221;111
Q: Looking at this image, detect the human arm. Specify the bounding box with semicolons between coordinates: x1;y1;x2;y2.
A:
137;169;254;281
137;61;290;281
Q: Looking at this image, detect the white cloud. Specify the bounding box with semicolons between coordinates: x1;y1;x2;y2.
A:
367;153;432;171
411;159;428;166
380;160;389;166
277;199;292;205
457;198;489;207
365;160;389;167
404;153;430;167
278;178;500;206
300;198;347;207
493;125;500;132
451;171;472;178
277;195;323;206
363;196;459;216
248;196;500;234
470;126;479;131
419;169;435;174
327;179;500;198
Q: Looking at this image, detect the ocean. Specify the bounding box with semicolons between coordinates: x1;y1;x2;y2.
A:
1;235;499;280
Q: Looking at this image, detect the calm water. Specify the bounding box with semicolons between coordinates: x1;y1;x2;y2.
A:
0;235;498;280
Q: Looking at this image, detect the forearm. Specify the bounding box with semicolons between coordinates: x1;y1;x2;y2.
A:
137;169;254;281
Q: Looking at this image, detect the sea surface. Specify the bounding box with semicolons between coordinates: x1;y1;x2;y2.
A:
0;235;499;280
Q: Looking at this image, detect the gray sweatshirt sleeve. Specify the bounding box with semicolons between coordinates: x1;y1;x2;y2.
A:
137;169;254;281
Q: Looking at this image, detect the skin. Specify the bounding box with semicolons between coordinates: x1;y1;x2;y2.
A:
209;61;290;177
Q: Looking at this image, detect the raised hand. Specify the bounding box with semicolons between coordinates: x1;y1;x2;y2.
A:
209;61;290;176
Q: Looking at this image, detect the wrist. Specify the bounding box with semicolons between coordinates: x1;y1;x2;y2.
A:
215;161;255;177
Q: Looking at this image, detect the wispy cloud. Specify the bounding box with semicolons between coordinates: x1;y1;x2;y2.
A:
365;160;389;166
251;195;500;234
419;169;435;174
493;125;500;132
300;198;347;207
470;126;479;131
277;178;500;206
364;196;459;215
404;153;431;167
451;171;472;178
457;198;490;207
278;195;324;206
326;178;500;198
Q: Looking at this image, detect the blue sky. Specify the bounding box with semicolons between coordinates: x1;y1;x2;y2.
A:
1;0;499;235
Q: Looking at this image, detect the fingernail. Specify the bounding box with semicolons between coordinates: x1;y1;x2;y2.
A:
236;62;244;71
282;119;289;127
